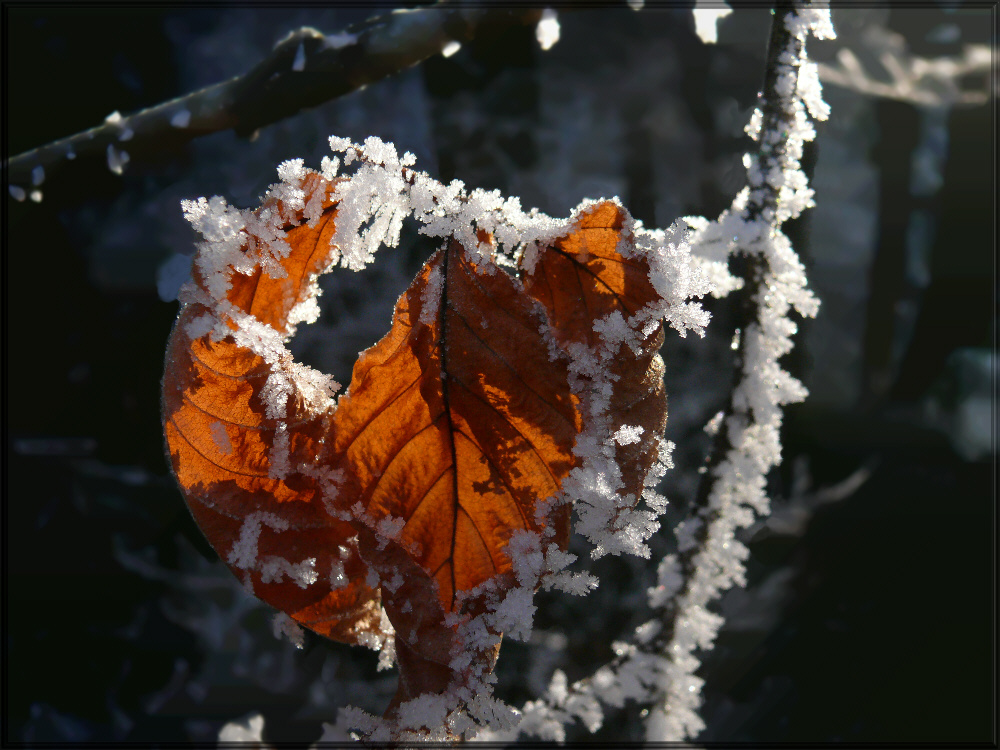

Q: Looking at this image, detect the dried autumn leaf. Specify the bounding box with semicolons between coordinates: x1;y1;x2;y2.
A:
162;171;383;645
328;237;582;700
521;200;668;506
160;129;712;737
164;163;588;717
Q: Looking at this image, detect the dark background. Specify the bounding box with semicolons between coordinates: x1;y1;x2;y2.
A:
3;4;994;746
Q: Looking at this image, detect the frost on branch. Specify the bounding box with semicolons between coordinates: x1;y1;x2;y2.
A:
483;4;836;743
163;130;712;738
816;23;991;108
649;5;833;741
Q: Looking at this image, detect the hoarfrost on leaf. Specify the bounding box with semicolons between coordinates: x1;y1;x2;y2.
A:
612;424;644;446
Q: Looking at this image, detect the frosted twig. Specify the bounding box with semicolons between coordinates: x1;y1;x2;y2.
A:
645;3;833;740
817;40;992;108
6;3;543;190
487;3;836;743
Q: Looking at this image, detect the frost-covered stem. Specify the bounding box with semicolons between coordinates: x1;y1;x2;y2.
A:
478;7;834;743
644;3;832;740
6;3;542;190
688;2;799;555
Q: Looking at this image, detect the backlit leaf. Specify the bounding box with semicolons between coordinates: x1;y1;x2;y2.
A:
162;154;681;727
162;171;383;645
521;200;668;507
328;237;581;698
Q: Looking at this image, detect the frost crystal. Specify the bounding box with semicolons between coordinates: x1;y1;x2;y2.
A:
170;109;191;128
692;2;732;45
536;9;560;51
259;555;318;588
106;144;129;175
272;612;305;649
612;424;644;446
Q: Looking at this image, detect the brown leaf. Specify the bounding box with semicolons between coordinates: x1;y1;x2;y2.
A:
328;238;581;697
522;201;659;350
165;165;671;724
225;172;341;334
521;200;667;506
162;172;383;645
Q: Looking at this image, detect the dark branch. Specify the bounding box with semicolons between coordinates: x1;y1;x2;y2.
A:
5;3;542;190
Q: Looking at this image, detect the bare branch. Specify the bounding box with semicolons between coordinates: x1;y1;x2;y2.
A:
817;42;992;107
5;3;542;191
495;3;837;742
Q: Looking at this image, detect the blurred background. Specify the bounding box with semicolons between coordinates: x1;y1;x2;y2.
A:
4;4;994;745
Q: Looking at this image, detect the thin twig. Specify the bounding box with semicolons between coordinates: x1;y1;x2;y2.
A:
504;3;833;741
817;43;992;107
5;3;542;190
687;1;799;536
648;0;800;652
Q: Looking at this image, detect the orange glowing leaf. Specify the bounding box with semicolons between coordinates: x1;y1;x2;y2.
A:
162;171;382;645
521;200;668;505
328;238;581;696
